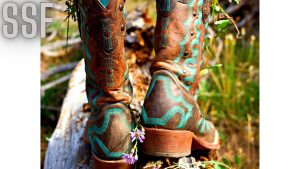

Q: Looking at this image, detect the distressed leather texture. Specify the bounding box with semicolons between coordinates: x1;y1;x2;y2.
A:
76;0;134;160
142;0;217;146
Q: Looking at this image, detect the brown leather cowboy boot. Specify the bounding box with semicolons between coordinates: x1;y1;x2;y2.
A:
75;0;135;168
141;0;220;157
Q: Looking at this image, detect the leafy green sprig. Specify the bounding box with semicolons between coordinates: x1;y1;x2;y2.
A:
211;0;241;38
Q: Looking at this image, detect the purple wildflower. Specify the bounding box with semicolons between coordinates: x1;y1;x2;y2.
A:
130;128;146;143
122;150;137;164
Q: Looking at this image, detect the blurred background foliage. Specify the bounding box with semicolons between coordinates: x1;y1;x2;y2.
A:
41;0;259;168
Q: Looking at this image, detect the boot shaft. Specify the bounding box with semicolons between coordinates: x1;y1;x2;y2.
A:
75;0;135;162
142;0;212;133
141;1;219;152
152;0;211;96
76;0;132;106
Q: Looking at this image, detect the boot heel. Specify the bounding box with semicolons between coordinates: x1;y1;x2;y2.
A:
93;152;133;169
141;127;193;158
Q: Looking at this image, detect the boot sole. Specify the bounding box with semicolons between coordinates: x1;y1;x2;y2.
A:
141;127;220;158
93;152;133;169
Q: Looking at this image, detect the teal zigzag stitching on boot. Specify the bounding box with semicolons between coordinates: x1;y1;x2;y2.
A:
88;107;131;158
83;43;105;110
90;108;130;134
174;0;196;63
182;0;204;87
142;74;193;129
195;117;210;135
159;0;171;12
90;136;123;158
82;43;94;81
123;5;127;18
82;43;102;91
123;51;129;79
79;6;90;41
193;88;199;100
160;17;170;48
98;0;110;8
87;81;104;112
205;21;209;30
78;5;86;19
169;0;197;91
83;42;92;59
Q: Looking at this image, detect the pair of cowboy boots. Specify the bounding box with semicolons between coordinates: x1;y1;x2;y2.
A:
75;0;220;168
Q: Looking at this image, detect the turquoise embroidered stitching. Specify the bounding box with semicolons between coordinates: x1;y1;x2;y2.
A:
82;44;94;79
195;117;210;135
98;0;110;8
88;108;131;158
101;19;113;52
161;0;171;12
142;74;193;129
182;0;204;88
90;108;130;134
79;6;90;41
82;43;105;110
78;5;86;19
91;136;123;158
174;0;197;63
160;17;170;48
200;120;209;134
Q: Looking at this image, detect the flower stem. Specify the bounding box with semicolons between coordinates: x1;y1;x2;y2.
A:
203;161;232;169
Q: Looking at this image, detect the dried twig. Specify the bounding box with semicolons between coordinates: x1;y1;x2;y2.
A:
209;1;246;24
225;0;246;15
41;38;81;57
219;6;241;38
46;30;58;42
237;11;257;28
41;62;78;80
41;74;71;96
41;105;61;112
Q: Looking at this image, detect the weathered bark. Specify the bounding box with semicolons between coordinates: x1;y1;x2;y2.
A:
44;60;92;169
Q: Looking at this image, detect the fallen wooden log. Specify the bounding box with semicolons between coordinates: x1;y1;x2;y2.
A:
44;60;93;169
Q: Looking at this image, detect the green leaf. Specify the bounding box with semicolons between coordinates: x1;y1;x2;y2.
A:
214;163;222;169
201;68;209;76
213;64;223;68
215;20;231;26
214;163;226;169
214;19;231;32
200;64;222;76
212;4;221;13
222;158;232;167
235;155;241;168
214;5;221;12
212;0;219;5
234;0;240;4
